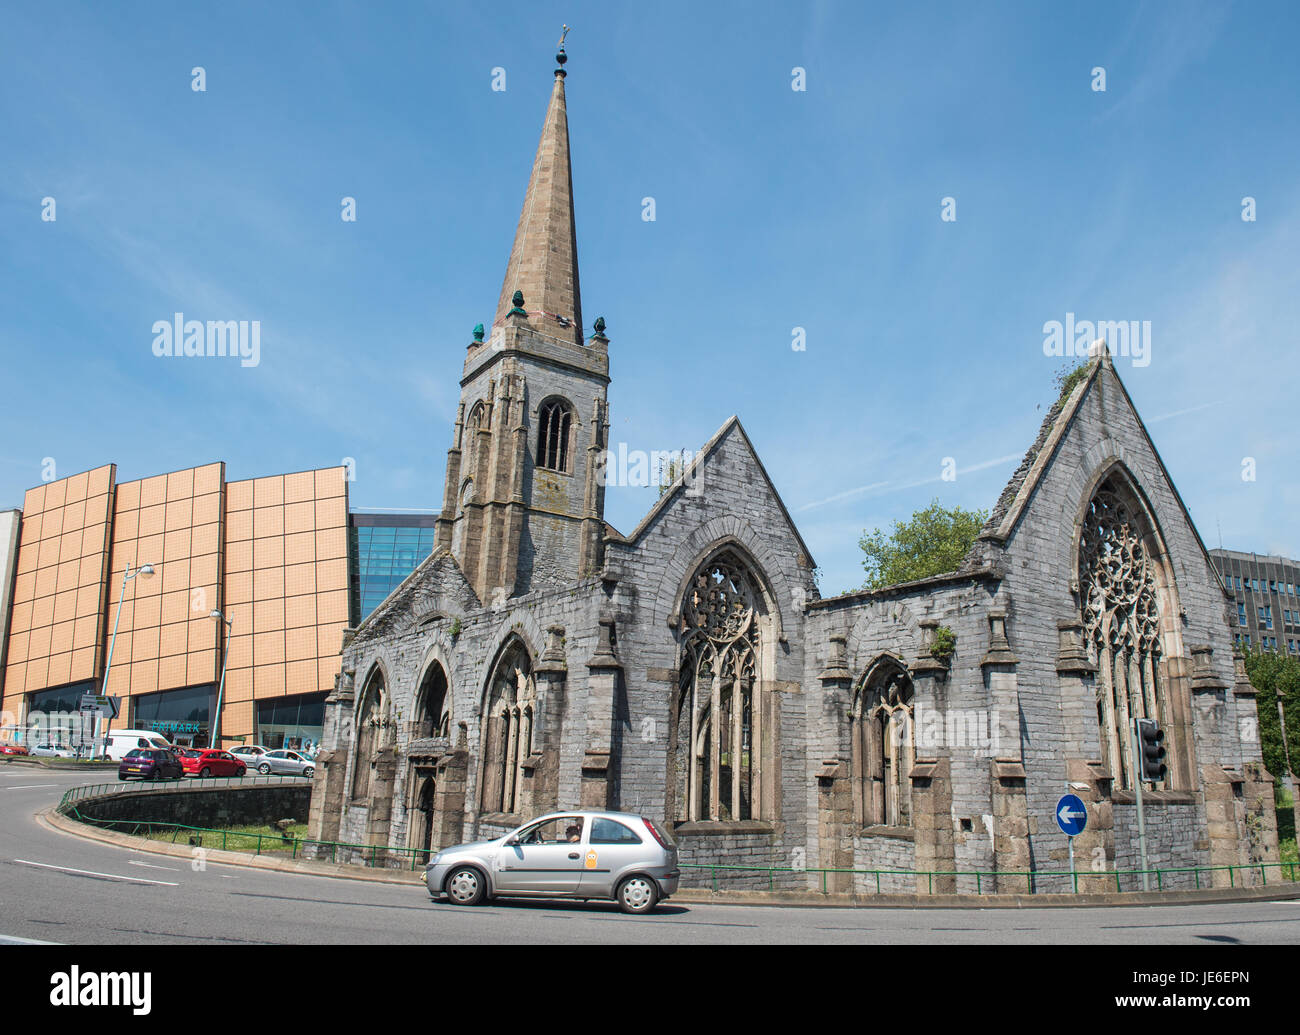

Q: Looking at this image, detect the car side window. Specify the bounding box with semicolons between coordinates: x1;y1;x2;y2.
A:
517;817;584;845
590;818;643;845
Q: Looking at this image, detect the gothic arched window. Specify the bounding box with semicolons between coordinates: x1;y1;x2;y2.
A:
673;551;767;822
481;639;536;815
417;660;451;739
537;399;573;473
851;659;914;827
1080;474;1170;789
352;667;386;801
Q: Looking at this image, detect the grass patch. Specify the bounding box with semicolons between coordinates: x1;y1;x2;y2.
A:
144;821;310;854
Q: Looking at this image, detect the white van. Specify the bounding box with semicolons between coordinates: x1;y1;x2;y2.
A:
103;730;174;761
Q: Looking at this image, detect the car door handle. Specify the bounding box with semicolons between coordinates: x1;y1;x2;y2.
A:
568;853;580;859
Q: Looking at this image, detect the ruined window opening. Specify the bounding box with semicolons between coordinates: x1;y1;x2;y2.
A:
351;668;386;801
675;552;765;822
1080;474;1170;790
852;661;914;827
417;661;451;739
481;640;536;815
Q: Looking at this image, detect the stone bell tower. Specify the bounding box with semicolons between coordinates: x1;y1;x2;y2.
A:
434;40;610;604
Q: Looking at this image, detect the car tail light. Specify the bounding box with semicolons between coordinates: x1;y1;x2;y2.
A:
643;818;671;849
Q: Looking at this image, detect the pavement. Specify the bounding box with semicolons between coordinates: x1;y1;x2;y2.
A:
5;764;1300;944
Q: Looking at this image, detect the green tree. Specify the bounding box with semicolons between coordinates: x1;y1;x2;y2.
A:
858;499;989;590
1242;646;1300;783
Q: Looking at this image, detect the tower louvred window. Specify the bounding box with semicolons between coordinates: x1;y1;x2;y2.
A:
537;400;573;473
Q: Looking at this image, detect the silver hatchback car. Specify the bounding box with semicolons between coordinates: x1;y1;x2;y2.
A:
425;811;680;914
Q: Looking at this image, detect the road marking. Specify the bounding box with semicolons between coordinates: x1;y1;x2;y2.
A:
14;859;180;886
128;859;181;872
3;784;59;790
0;933;61;944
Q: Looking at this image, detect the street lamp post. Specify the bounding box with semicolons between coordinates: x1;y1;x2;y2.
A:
211;610;234;749
97;561;155;757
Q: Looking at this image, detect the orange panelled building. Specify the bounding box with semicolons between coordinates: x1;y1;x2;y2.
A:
1;462;348;751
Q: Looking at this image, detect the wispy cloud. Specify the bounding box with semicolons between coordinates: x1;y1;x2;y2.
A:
798;453;1021;512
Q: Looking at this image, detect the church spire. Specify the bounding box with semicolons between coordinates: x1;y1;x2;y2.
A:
493;31;583;346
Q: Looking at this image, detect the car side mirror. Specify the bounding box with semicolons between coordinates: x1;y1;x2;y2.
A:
505;835;520;847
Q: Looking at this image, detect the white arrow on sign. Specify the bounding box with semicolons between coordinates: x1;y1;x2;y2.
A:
1058;804;1087;825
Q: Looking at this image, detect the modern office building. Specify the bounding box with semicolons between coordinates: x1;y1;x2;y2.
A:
1210;549;1300;655
348;512;438;625
1;462;349;752
0;510;20;703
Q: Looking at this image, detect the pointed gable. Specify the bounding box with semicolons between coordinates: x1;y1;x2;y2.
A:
967;346;1223;583
350;547;480;643
612;415;817;569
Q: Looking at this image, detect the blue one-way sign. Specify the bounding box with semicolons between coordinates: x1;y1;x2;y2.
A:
1055;794;1088;836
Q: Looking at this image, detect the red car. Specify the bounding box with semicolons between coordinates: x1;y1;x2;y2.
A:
0;743;29;756
180;749;247;778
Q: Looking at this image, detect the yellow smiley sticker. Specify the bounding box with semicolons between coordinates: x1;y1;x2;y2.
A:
585;850;598;869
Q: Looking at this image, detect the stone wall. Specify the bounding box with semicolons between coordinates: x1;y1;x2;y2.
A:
71;783;311;832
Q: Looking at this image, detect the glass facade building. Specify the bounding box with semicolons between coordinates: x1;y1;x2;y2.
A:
348;513;438;624
256;691;327;752
2;462;350;751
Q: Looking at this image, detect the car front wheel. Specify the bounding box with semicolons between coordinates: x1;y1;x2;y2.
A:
303;766;314;778
617;875;659;915
444;866;486;906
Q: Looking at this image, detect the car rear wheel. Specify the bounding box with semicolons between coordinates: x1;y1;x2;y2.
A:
199;767;211;778
258;762;271;775
445;866;486;906
617;875;659;915
117;774;126;781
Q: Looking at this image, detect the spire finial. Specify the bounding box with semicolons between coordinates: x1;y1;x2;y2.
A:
556;24;570;74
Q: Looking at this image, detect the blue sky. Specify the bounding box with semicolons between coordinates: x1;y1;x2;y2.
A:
2;0;1297;594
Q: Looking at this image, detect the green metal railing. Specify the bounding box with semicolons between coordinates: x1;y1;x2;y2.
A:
679;860;1300;894
57;773;304;811
56;779;1299;893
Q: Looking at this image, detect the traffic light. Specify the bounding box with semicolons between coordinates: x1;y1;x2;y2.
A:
1136;718;1167;783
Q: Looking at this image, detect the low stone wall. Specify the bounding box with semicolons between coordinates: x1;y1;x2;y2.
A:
68;783;312;832
853;833;916;894
674;823;809;891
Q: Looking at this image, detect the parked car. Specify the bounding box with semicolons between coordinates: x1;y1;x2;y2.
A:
228;745;270;764
424;811;679;914
180;749;247;778
0;743;30;756
118;748;184;781
104;730;174;762
30;743;74;758
253;749;315;778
